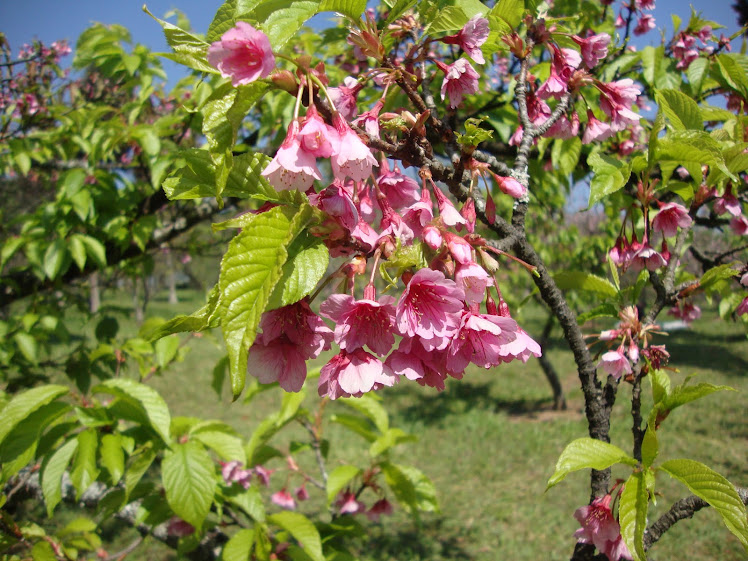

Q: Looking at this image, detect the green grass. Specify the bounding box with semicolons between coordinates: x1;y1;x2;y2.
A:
62;288;748;560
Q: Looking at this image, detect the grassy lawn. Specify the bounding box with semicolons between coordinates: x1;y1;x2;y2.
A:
72;287;748;560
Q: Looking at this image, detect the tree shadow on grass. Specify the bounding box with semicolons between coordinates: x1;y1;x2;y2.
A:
357;518;473;561
393;381;557;426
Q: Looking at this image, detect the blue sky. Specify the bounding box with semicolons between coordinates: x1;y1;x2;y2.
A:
0;0;742;82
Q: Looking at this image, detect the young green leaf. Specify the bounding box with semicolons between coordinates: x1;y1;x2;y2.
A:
0;385;68;449
94;379;172;445
268;511;324;561
619;471;649;561
547;438;637;489
162;441;217;529
40;439;78;517
326;465;361;504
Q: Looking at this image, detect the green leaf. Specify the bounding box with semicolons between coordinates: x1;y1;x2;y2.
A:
31;540;56;561
654;89;703;131
222;528;255;561
686;57;709;96
381;462;438;516
619;471;649;561
70;429;99;500
144;284;221;341
641;425;658;469
339;394;389;434
263;2;321;50
659;381;735;414
330;413;378;442
80;235;107;269
268;511;324;561
266;231;328;310
43;239;69;280
716;53;748;98
551;137;582;176
68;235;87;271
553;271;618;298
318;0;366;19
155;335;180;369
219;205;313;398
13;332;39;365
0;385;68;449
648;369;671;405
100;434;125;484
40;439;78;517
226;485;266;522
125;446;156;501
656;131;736;181
547;438;637;489
192;430;246;464
659;459;748;548
425;6;470;34
369;428;417;457
491;0;524;28
699;263;739;291
143;6;218;74
162;441;217;529
577;302;619;325
94;379;171;444
326;465;361;504
587;152;632;207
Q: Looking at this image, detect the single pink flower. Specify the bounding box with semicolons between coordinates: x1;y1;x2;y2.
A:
455;262;493;307
433;185;467;228
255;300;332;358
737;296;748;316
537;45;581;100
632;242;667;271
652;202;692;237
207;22;275;86
595;79;642;132
438;59;480;108
313;180;359;231
318;349;388;399
385;337;449;390
253;465;272;487
598;349;631;379
634;14;656;36
298;104;338;158
335;490;366;515
571;33;611;68
731;215;748;235
497;326;542;363
377;164;421;209
320;289;397;356
422;225;443;250
714;186;742;216
221;460;253;489
495;174;526;198
441;15;490;64
366;498;394;521
331;114;378;181
353;99;384;137
271;489;296;510
328;76;362;121
446;311;519;375
403;189;435;237
246;338;308;392
574;494;632;561
262;120;322;191
445;232;473;265
395;268;465;348
295;485;310;501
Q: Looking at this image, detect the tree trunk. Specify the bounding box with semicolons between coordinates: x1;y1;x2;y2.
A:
133;277;145;324
89;271;101;314
165;245;179;304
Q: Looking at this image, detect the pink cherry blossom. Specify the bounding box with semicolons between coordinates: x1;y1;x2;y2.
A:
295;485;310;501
438;59;480;108
207;22;275;86
537;45;581;99
731;215;748;235
385;337;449;390
402;189;435;237
221;460;253;489
737;296;748;316
634;14;656;36
652;202;692;237
377;165;421;209
271;489;296;510
595;79;642;132
445;232;473;265
446;311;519;375
441;15;490;64
366;498;394;521
319;290;397;356
714;186;742;216
433;185;467;228
574;494;632;561
298;104;338;158
572;33;611;68
497;326;542;363
582;110;615;144
331;114;378;181
328;76;362;121
318;349;389;399
455;262;493;306
668;301;701;324
255;300;332;357
262;120;322;191
246;338;308;392
395;268;465;348
598;349;631;379
422;225;443;250
335;490;366;515
353;99;384;137
545;111;580;140
632;242;667;271
495;174;526;198
313;180;359;231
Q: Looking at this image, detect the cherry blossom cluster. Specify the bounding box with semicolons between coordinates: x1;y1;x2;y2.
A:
220;457;393;520
205;21;546;400
610;0;656;37
595;306;667;380
0;39;71;122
